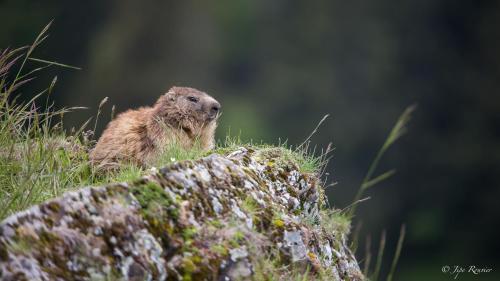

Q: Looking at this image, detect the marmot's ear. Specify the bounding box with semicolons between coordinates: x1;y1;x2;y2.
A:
164;90;176;101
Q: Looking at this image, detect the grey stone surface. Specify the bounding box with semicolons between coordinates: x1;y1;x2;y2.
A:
0;147;363;280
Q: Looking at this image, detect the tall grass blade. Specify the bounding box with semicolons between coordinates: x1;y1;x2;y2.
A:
348;105;416;217
296;114;329;151
6;21;52;97
28;57;82;70
361;169;396;190
372;230;387;281
363;234;372;276
386;224;406;281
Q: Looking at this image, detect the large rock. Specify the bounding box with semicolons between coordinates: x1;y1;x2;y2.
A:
0;147;363;280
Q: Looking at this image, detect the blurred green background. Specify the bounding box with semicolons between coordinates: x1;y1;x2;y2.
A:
1;0;499;280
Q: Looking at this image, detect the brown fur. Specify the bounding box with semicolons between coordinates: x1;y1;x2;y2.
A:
89;86;220;170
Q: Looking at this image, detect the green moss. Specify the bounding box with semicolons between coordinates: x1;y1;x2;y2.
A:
229;239;239;248
131;181;179;220
129;181;181;251
229;231;245;248
208;219;224;228
182;257;196;273
181;253;207;281
182;227;198;240
210;244;229;256
241;196;259;215
5;239;31;255
233;230;245;241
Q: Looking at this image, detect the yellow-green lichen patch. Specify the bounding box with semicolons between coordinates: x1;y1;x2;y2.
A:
272;218;285;229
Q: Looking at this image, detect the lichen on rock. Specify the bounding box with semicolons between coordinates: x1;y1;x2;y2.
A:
0;146;363;280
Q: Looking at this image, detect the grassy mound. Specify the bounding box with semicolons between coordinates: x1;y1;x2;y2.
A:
0;44;332;221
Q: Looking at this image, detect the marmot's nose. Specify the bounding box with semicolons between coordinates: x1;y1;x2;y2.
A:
209;101;221;117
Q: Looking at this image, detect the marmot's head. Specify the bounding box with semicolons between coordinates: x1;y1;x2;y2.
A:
151;86;221;136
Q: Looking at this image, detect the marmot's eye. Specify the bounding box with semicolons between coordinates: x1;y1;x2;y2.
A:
187;96;199;103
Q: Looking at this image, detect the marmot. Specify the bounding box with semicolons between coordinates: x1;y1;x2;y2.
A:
89;86;221;169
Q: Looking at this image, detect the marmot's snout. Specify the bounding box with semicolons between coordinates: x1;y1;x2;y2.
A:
205;99;221;121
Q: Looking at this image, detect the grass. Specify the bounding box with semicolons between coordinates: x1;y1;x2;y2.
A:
0;30;149;218
215;129;333;176
152;136;207;168
0;24;93;219
0;26;159;219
